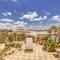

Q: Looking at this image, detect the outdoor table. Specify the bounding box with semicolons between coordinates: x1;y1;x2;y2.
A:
56;48;60;60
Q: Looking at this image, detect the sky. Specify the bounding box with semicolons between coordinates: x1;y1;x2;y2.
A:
0;0;60;30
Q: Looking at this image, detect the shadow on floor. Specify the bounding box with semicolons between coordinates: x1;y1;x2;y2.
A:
24;49;33;53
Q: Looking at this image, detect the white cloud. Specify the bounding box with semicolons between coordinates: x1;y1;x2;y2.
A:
0;18;15;30
2;12;12;16
0;22;14;30
14;21;20;24
2;0;17;2
50;23;60;26
52;15;60;21
12;0;16;2
55;23;60;26
43;16;47;19
20;11;47;21
7;12;12;15
0;18;27;30
0;23;10;26
1;18;14;22
2;13;7;16
33;16;47;21
14;21;27;27
29;25;48;30
40;22;42;24
46;12;50;15
20;11;38;20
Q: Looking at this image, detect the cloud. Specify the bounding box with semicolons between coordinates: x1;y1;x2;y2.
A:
2;13;7;16
1;18;14;22
12;0;16;2
51;15;60;21
55;23;60;26
20;11;47;21
49;23;60;26
14;21;27;27
0;18;15;30
0;18;27;30
20;11;38;20
1;0;17;2
0;23;9;26
2;12;12;16
0;22;14;30
40;22;43;24
29;25;48;30
7;12;12;15
45;12;50;15
34;16;47;21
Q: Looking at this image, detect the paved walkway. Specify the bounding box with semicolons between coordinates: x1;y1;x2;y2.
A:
4;43;58;60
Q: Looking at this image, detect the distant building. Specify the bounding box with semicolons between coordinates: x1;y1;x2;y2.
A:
30;29;48;36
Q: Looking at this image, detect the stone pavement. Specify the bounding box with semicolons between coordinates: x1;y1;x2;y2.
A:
4;43;58;60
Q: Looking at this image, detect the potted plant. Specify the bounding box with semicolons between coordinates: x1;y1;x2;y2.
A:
43;37;57;52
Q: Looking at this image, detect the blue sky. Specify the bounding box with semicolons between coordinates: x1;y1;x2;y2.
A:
0;0;60;29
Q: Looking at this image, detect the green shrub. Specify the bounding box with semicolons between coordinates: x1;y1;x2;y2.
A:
32;36;35;42
0;35;7;43
16;34;26;41
8;35;13;42
21;34;26;41
44;37;57;51
14;43;21;48
16;35;20;41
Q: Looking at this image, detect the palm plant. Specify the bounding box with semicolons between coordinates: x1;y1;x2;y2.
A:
56;27;60;43
51;26;57;34
48;27;52;37
48;26;58;39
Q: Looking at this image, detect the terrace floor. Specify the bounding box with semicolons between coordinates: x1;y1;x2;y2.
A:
4;43;58;60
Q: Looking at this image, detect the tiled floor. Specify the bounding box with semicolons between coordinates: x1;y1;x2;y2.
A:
4;43;58;60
